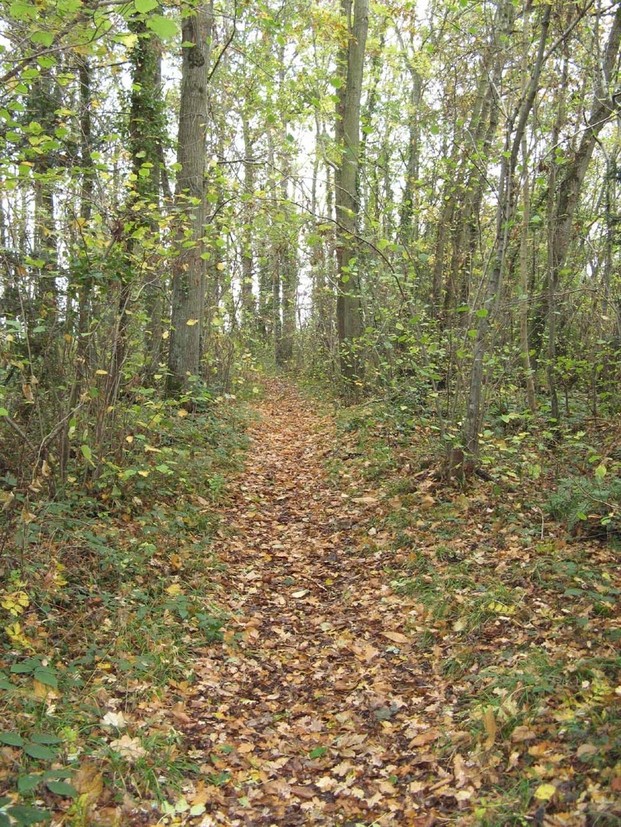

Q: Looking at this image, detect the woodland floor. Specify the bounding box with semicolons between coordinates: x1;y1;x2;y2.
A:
170;379;456;826
136;380;620;826
2;379;620;826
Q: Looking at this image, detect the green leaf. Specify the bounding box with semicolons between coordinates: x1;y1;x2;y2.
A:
595;463;607;480
42;769;72;780
6;806;50;825
146;14;178;39
308;746;327;759
134;0;158;11
30;733;62;745
0;408;8;416
33;668;58;689
10;658;40;674
18;775;41;794
24;743;57;761
0;731;24;747
81;444;92;461
30;30;54;46
46;780;77;797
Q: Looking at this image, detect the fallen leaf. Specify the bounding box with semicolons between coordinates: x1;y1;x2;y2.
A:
483;708;497;749
533;783;557;801
576;743;598;760
381;631;409;644
511;725;536;742
73;762;104;807
101;711;128;729
410;728;440;747
350;640;380;662
110;735;146;762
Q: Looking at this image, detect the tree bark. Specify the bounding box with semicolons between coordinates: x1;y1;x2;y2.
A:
335;0;369;387
167;2;213;397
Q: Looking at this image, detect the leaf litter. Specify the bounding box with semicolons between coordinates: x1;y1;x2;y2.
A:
3;380;619;826
141;380;620;826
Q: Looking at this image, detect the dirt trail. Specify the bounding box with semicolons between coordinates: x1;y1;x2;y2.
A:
187;380;446;826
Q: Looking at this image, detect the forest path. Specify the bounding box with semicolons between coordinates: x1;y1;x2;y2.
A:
187;379;444;826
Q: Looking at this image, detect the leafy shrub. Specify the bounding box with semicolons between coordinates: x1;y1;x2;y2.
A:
547;476;621;539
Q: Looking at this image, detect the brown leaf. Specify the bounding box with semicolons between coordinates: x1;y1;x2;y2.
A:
350;639;380;662
410;728;441;747
511;725;536;743
73;762;104;807
381;631;409;644
291;785;316;800
171;703;193;726
576;743;598;760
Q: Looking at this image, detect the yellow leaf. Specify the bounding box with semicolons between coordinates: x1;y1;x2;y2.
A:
186;319;199;326
1;590;30;616
166;583;183;596
216;262;225;271
1;491;15;510
95;369;108;375
486;600;516;615
177;409;188;418
534;783;556;801
125;435;134;443
483;708;497;749
116;32;138;49
33;678;52;699
5;622;32;649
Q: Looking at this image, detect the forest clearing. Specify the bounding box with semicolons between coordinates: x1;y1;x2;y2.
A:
2;0;621;824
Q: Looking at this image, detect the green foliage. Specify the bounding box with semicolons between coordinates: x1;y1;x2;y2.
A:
547;476;621;539
0;397;248;818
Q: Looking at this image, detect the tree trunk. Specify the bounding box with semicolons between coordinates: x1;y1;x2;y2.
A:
167;2;213;397
241;115;256;329
335;0;369;387
462;2;550;458
546;3;621;419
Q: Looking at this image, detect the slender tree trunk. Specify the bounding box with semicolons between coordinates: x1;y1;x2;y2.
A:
519;138;537;414
241;116;256;329
546;3;621;419
462;3;550;458
335;0;369;387
167;1;213;397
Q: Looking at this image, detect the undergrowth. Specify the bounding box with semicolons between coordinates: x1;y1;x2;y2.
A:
0;395;249;826
330;388;621;826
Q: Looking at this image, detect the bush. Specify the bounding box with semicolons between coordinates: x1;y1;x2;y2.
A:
547;476;621;540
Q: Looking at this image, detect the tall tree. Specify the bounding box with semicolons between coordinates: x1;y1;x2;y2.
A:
462;2;551;459
167;1;214;396
335;0;369;385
